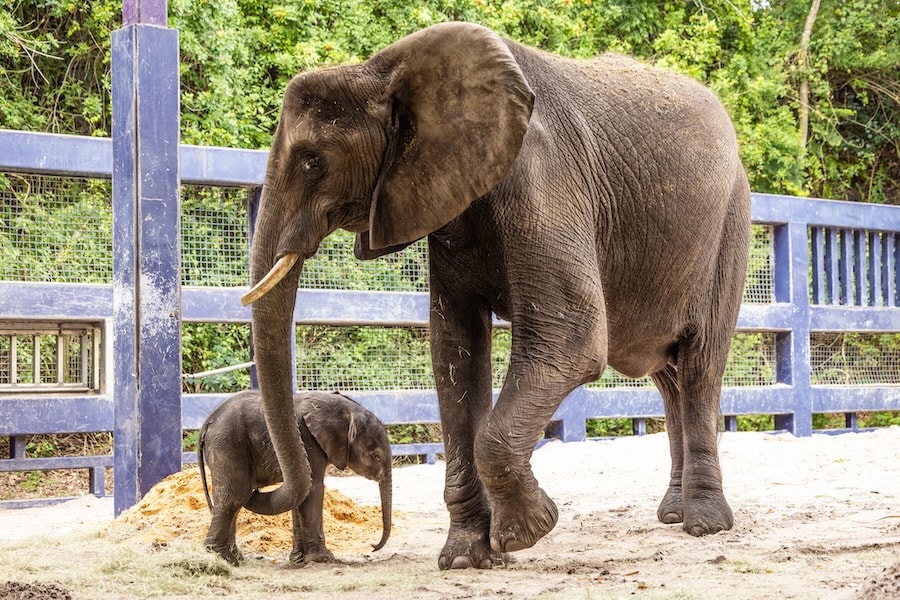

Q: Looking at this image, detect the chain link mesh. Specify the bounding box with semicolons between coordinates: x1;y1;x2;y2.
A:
810;332;900;385
0;174;113;283
181;186;250;287
744;224;774;304
301;230;429;292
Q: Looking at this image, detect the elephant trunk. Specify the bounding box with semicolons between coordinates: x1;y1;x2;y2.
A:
372;463;392;551
242;204;313;515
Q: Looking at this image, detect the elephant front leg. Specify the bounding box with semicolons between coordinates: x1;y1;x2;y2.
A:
474;368;565;554
476;316;606;553
291;467;334;564
430;293;497;570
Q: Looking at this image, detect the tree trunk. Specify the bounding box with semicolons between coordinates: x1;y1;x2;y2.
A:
798;0;821;157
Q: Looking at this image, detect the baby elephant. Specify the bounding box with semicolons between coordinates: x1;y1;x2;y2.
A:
198;390;392;565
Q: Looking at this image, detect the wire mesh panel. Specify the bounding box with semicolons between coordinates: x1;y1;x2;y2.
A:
180;186;250;287
300;230;429;292
295;325;433;391
583;332;777;389
723;332;776;386
0;173;113;283
810;332;900;385
744;224;774;304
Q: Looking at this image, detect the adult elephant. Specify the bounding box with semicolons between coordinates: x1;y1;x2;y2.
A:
241;22;750;570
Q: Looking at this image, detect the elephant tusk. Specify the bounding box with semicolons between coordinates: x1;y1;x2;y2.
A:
241;253;300;306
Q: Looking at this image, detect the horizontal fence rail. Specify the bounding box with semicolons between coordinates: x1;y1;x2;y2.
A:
1;130;899;505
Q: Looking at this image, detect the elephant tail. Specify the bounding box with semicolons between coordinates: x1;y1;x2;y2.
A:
197;425;214;512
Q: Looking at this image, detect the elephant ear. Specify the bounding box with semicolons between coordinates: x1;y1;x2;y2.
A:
300;395;355;471
353;231;415;260
365;22;535;250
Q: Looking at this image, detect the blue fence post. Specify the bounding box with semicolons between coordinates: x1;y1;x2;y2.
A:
772;221;813;435
111;0;182;515
247;187;261;390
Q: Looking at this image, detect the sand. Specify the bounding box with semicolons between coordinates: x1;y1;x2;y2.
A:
0;428;898;599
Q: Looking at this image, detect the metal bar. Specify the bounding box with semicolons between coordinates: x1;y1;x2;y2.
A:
122;0;167;26
182;361;254;380
57;334;65;385
10;334;16;386
0;455;113;472
810;227;825;304
772;224;791;303
632;418;647;436
869;231;883;306
93;326;101;393
32;334;40;385
882;234;895;307
81;331;89;388
853;230;867;306
825;228;839;305
111;22;182;516
895;234;900;306
839;229;852;305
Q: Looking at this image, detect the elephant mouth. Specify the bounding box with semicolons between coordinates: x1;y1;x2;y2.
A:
241;252;300;306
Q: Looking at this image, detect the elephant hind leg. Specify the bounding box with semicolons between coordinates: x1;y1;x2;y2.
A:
668;327;734;537
653;363;684;524
205;504;244;565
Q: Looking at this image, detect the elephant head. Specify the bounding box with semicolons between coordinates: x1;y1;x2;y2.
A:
301;392;393;551
240;22;534;516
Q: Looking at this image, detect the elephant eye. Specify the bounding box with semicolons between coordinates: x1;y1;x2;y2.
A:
296;151;324;180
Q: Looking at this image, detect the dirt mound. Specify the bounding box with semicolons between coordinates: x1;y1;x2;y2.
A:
110;469;387;557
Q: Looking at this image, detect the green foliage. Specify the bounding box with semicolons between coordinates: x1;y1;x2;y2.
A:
26;437;57;458
2;0;895;201
1;0;897;439
181;323;252;393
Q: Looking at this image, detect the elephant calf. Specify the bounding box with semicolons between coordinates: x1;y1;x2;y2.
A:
198;390;392;565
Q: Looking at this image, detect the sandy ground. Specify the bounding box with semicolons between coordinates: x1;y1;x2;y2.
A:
1;428;899;599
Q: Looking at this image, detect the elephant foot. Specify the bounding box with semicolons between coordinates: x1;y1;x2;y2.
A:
657;484;683;524
438;524;495;570
206;542;243;566
682;490;733;536
483;469;558;553
290;547;335;564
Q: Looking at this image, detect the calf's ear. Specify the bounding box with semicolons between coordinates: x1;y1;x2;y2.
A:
301;397;353;471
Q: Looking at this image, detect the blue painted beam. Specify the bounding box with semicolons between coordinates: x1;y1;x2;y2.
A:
0;455;112;472
21;284;898;333
0;283;113;319
0;130;113;178
123;0;167;26
0;396;113;435
752;193;900;230
812;387;900;413
180;145;266;186
111;22;183;515
809;306;900;332
0;130;266;187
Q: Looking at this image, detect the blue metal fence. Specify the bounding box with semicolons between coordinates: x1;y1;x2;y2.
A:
2;128;899;508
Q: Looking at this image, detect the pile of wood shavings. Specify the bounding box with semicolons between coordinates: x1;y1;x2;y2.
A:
110;469;387;557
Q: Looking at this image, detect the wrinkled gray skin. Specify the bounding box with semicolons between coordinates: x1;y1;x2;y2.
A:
198;390;392;565
245;22;750;570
